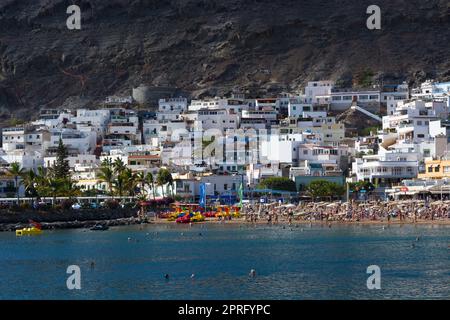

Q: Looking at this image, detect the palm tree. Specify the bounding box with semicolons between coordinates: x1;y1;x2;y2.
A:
156;169;166;198
61;178;81;199
122;168;137;196
36;166;46;182
35;166;49;199
156;168;173;198
47;177;62;206
113;172;126;198
135;172;147;197
101;157;113;168
113;158;126;175
22;169;38;202
145;172;156;199
167;172;174;197
7;162;24;205
98;165;114;196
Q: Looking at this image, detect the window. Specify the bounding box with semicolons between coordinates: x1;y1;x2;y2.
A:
444;166;450;173
224;184;228;190
342;96;352;100
428;166;433;173
359;95;369;100
435;166;440;173
332;96;342;101
369;95;379;100
417;134;425;138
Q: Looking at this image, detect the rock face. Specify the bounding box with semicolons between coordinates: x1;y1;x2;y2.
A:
0;0;449;120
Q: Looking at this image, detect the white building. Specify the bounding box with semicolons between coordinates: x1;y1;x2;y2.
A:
44;154;98;170
72;109;110;137
411;80;450;100
328;89;381;111
183;109;239;132
0;150;44;171
189;97;251;115
143;119;188;145
381;83;409;115
352;147;419;185
157;97;188;121
46;128;97;155
303;80;334;104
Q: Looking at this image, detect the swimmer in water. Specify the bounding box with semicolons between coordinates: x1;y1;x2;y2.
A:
249;269;256;277
164;274;170;280
90;261;95;269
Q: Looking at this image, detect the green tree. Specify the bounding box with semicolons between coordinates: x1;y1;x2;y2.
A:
52;138;70;179
7;162;24;204
257;177;297;192
122;168;137;196
145;172;156;199
166;172;174;197
60;178;81;199
353;68;375;88
113;158;126;175
306;180;345;200
35;167;50;198
113;172;126;198
98;165;114;196
156;168;172;198
46;177;64;206
22;169;38;200
135;171;147;197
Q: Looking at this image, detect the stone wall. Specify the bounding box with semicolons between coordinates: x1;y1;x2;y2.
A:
0;208;138;224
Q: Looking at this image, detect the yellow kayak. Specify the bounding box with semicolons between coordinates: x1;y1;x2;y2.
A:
16;227;43;236
191;214;205;222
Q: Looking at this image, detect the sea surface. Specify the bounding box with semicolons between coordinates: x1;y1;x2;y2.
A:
0;223;449;299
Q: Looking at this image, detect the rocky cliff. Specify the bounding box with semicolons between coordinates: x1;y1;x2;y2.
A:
0;0;449;120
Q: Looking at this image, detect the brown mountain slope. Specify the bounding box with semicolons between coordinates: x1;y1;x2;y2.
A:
0;0;449;120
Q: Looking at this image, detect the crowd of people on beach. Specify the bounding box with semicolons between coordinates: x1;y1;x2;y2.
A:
241;200;450;224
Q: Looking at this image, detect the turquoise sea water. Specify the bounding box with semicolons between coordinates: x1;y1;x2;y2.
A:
0;223;449;300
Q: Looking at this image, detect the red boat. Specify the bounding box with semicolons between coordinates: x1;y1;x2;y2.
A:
176;214;191;223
